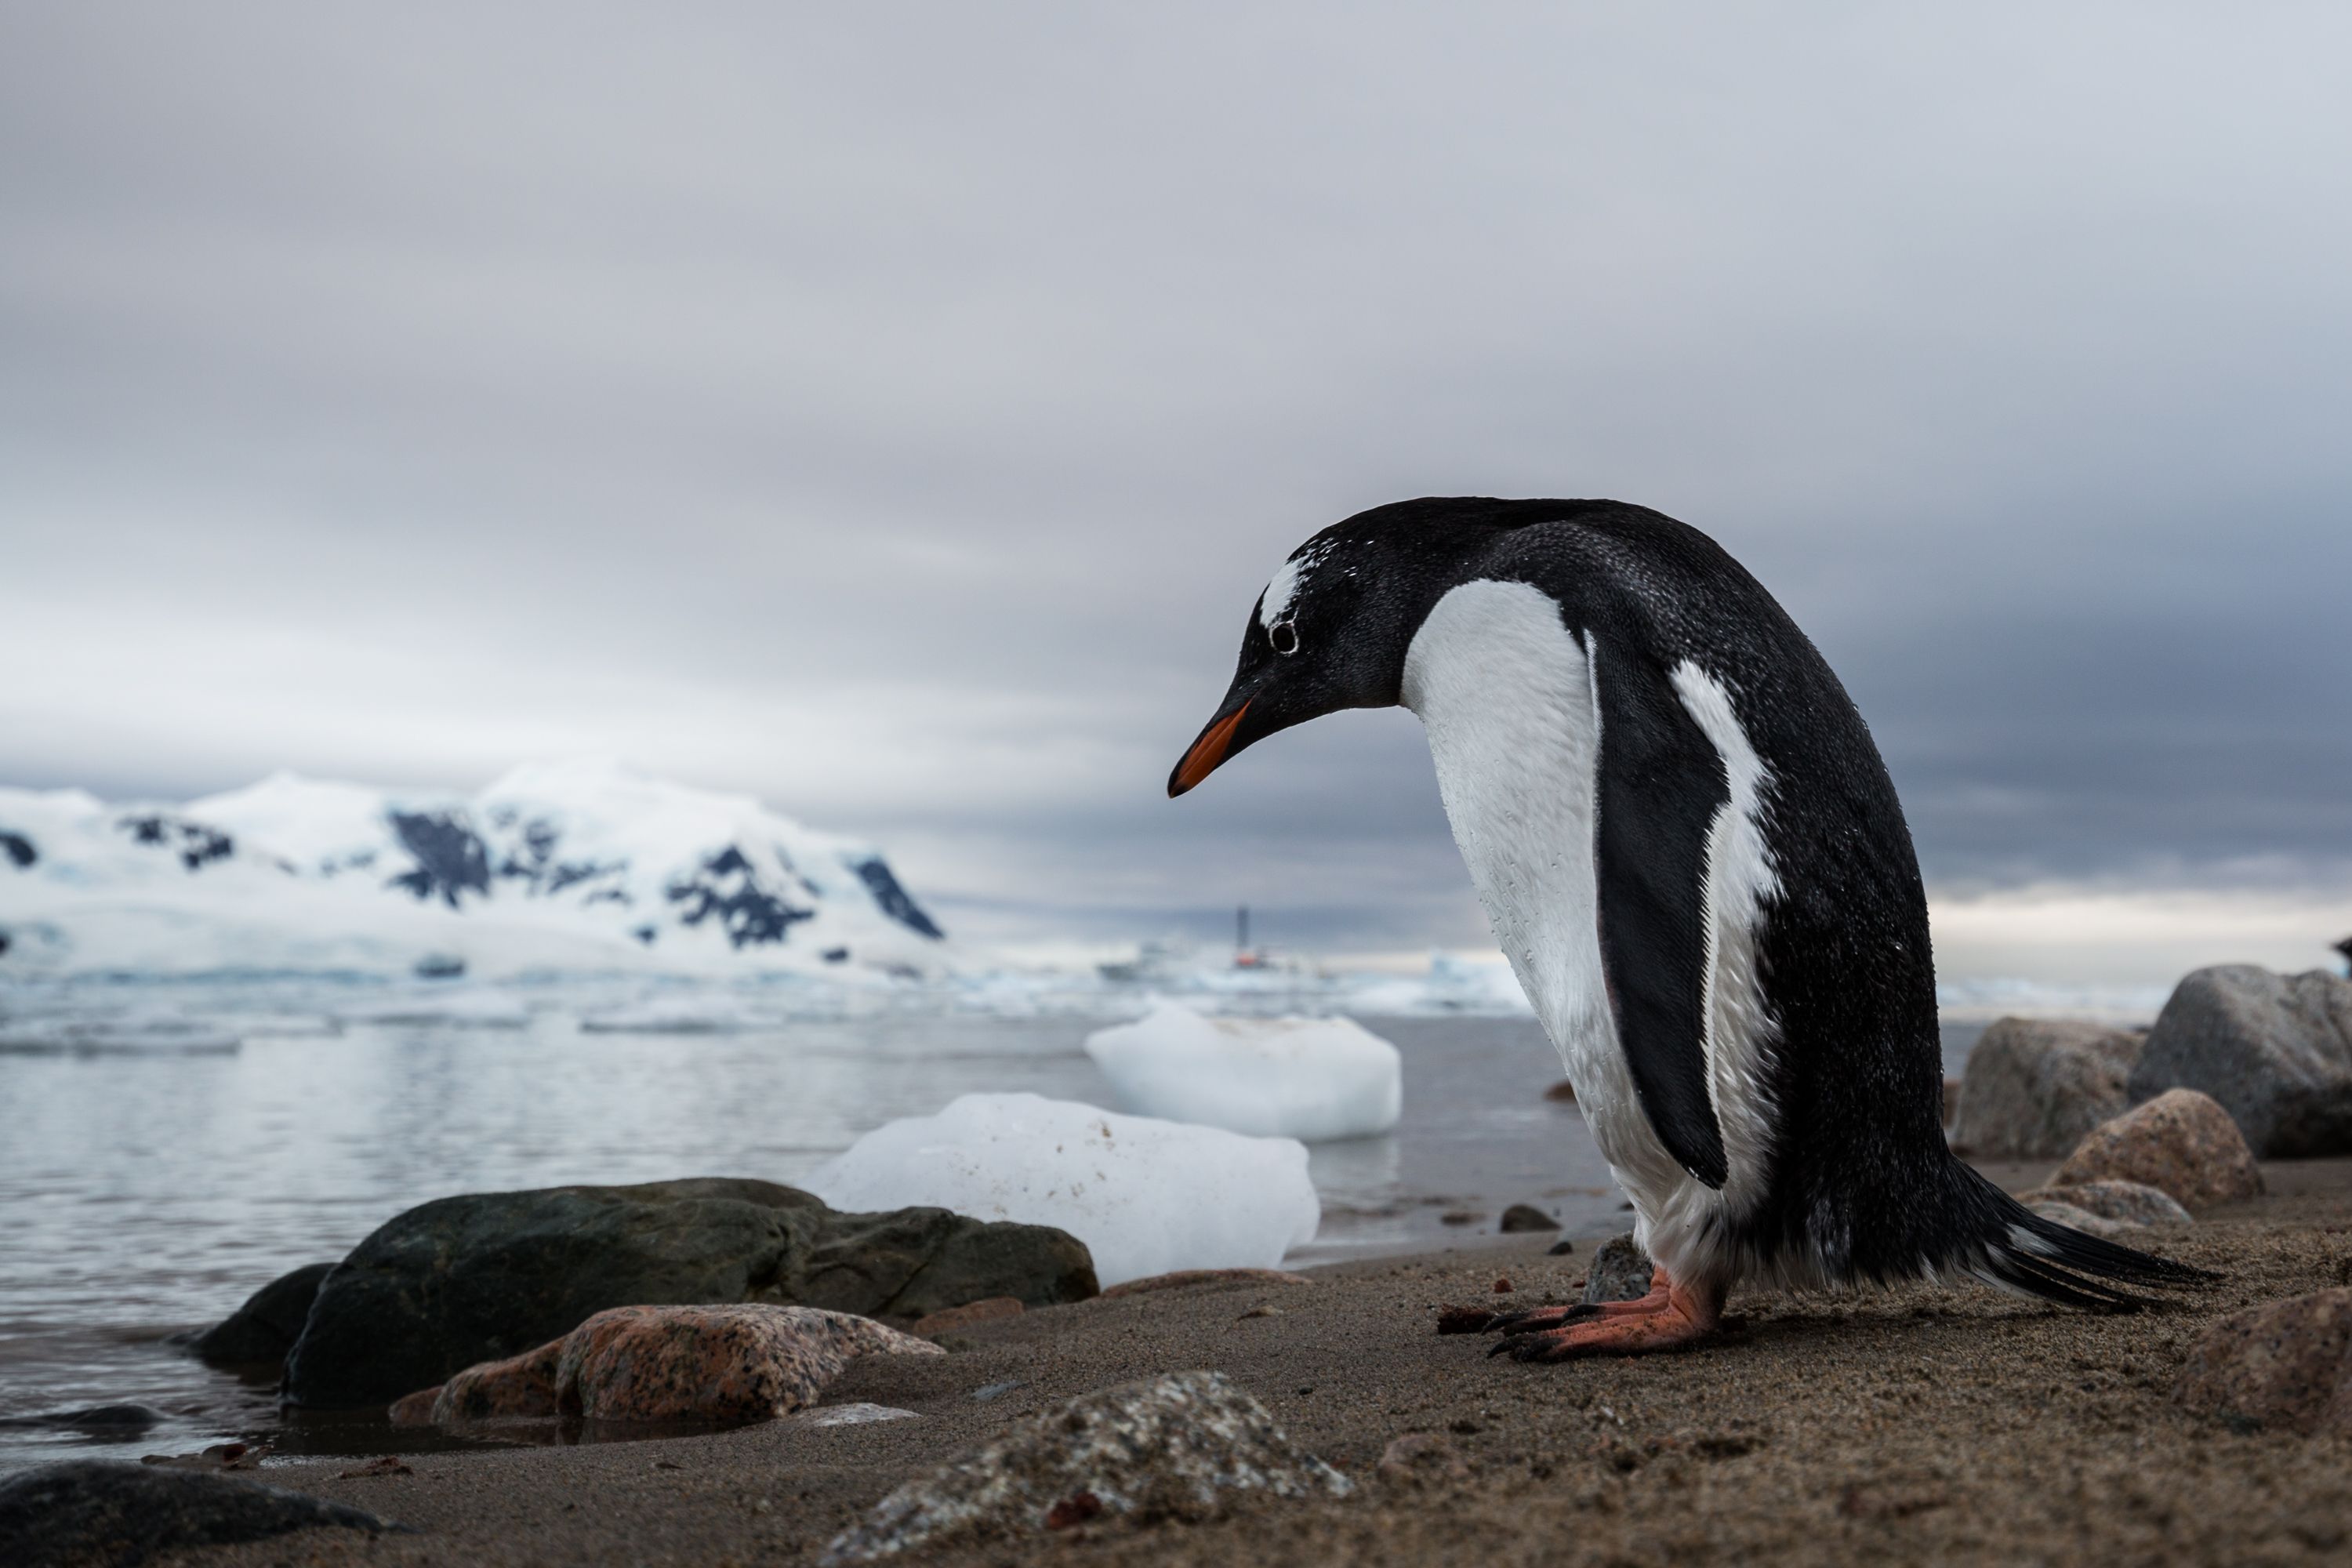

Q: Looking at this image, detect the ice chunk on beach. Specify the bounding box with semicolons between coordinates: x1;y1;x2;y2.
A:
804;1092;1319;1287
1082;1002;1403;1142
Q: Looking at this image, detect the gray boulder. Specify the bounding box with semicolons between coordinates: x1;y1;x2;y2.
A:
2129;965;2352;1156
2016;1178;2193;1229
1951;1018;2144;1158
284;1178;1096;1408
189;1262;335;1368
0;1461;397;1568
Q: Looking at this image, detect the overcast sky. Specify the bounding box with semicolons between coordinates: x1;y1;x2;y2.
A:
4;5;2349;981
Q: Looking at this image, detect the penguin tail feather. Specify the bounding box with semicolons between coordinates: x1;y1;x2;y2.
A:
1956;1166;2218;1313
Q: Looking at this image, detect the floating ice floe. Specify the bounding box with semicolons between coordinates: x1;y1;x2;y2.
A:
1082;1001;1402;1142
804;1092;1319;1287
578;996;779;1033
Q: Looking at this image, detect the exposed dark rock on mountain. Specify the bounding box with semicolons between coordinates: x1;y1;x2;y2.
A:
852;856;945;938
116;815;234;871
0;830;34;868
387;811;491;906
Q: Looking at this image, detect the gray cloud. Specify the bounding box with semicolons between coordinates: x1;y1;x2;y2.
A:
4;5;2349;956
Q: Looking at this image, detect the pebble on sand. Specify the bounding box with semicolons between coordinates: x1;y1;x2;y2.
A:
1100;1269;1312;1298
1497;1203;1560;1232
912;1296;1025;1335
2173;1288;2352;1435
2051;1088;2263;1210
0;1460;401;1568
818;1370;1350;1564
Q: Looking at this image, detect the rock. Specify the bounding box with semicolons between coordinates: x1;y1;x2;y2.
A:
2130;966;2352;1156
1545;1238;1576;1257
1100;1269;1312;1298
2024;1200;2137;1242
1543;1080;1577;1103
386;1388;441;1428
2051;1089;2263;1210
2016;1178;2193;1228
1497;1203;1559;1232
429;1338;564;1425
1439;1211;1479;1227
0;1460;399;1567
283;1178;1094;1407
1581;1234;1654;1305
1376;1432;1469;1486
820;1370;1349;1564
913;1296;1024;1335
555;1304;941;1423
188;1262;336;1368
140;1443;269;1473
1950;1018;2143;1159
794;1403;920;1428
2173;1289;2352;1434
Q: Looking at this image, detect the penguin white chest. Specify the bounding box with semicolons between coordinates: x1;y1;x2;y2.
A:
1399;579;1784;1281
1398;579;1623;1113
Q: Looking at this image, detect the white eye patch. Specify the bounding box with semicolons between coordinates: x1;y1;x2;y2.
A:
1258;541;1332;629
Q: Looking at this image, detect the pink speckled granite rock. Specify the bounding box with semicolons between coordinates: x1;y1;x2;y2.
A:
385;1386;442;1428
2174;1289;2352;1435
2052;1089;2263;1210
554;1304;942;1423
430;1337;562;1425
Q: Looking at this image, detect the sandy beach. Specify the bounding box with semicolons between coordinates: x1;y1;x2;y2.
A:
155;1158;2352;1568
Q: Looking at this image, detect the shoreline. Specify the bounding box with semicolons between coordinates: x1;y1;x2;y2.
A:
161;1158;2352;1566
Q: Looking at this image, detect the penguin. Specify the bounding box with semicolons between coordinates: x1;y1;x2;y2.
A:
1168;497;2206;1360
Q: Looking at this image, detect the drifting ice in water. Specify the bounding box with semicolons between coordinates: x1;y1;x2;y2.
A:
804;1091;1320;1287
1082;1000;1403;1142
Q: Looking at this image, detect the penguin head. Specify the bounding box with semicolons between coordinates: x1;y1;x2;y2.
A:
1169;505;1501;796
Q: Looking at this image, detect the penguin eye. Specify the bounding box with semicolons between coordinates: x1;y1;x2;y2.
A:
1268;618;1300;656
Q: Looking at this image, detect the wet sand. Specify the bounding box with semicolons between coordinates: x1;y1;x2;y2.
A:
169;1161;2352;1567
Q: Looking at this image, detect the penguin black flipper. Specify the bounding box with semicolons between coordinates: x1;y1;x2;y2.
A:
1584;621;1733;1190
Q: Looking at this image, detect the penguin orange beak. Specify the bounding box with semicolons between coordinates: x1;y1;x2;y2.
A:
1167;702;1250;797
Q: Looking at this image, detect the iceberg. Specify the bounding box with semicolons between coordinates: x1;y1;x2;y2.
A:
1082;1001;1402;1142
804;1092;1319;1287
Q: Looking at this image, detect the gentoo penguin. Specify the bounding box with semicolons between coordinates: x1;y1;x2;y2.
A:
1168;498;2204;1360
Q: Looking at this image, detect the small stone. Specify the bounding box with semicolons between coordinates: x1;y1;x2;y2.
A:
1100;1269;1311;1297
0;1461;399;1566
2052;1089;2263;1210
1492;1278;1514;1294
912;1297;1024;1336
1543;1080;1578;1103
1439;1211;1479;1228
2026;1200;2137;1241
1377;1432;1470;1486
971;1381;1025;1402
2016;1179;2193;1229
1498;1203;1560;1233
386;1387;442;1428
336;1457;412;1479
1237;1304;1283;1319
141;1442;270;1472
1582;1235;1654;1305
794;1403;920;1428
819;1370;1350;1564
2173;1288;2352;1435
1545;1239;1577;1257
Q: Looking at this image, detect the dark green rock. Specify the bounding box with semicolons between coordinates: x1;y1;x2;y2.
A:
189;1262;336;1368
0;1461;399;1568
283;1177;1096;1407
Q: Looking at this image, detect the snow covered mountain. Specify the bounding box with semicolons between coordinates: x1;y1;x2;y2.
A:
0;760;949;979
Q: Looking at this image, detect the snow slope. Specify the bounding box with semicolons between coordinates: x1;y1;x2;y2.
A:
0;759;948;979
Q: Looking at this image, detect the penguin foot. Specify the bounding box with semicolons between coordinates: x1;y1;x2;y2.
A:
1486;1275;1724;1362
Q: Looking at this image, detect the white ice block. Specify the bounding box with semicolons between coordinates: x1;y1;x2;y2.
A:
1082;1001;1402;1142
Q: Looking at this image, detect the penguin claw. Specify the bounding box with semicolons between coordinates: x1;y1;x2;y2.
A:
1497;1304;1599;1336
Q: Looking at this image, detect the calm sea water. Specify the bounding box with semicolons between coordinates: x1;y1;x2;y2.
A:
0;981;1989;1473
